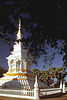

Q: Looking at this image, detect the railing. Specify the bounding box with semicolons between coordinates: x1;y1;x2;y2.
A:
0;89;34;96
0;77;66;99
0;87;66;99
0;89;34;99
39;88;62;97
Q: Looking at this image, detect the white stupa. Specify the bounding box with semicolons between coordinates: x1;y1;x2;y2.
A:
0;19;35;89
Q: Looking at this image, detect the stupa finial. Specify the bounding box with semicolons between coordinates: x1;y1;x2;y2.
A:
19;18;21;27
16;19;22;40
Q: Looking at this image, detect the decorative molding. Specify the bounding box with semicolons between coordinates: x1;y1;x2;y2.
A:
5;73;35;78
8;69;32;73
0;78;34;82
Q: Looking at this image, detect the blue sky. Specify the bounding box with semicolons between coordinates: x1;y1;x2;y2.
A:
0;41;10;69
32;51;64;71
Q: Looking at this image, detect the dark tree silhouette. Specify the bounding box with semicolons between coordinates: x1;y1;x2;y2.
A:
0;66;7;78
0;1;67;67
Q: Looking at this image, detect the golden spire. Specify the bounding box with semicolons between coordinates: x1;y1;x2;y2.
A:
17;19;22;40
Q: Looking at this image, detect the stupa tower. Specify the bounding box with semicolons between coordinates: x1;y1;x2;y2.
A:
0;19;35;89
7;19;31;74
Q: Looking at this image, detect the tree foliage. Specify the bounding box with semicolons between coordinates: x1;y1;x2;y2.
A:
32;69;40;79
0;66;7;78
40;70;53;87
32;66;66;87
0;1;67;66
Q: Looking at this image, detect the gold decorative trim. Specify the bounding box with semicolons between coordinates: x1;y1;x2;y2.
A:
8;69;32;73
0;79;13;81
17;19;21;36
5;73;35;78
0;78;34;82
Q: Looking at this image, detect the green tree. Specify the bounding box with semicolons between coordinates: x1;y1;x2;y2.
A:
56;67;66;80
40;70;53;87
47;67;57;86
32;68;53;87
47;67;66;87
53;66;66;87
32;69;40;79
32;67;66;87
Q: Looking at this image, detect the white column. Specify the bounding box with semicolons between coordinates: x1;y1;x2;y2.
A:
15;60;17;72
34;75;39;99
19;40;22;72
63;81;65;93
60;80;62;89
19;60;22;73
